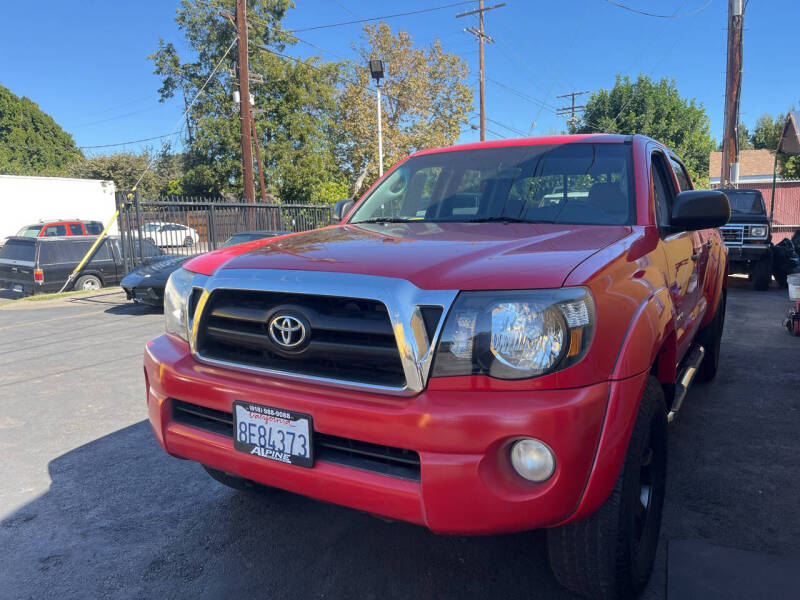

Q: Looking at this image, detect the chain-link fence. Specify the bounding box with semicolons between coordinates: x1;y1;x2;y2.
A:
115;192;332;271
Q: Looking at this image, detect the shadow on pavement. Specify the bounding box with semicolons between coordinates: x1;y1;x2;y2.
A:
0;421;577;600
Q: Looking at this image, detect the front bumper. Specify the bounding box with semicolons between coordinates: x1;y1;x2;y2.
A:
144;333;645;534
122;282;164;306
725;244;769;263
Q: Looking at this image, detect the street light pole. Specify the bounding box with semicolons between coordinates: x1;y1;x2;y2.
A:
369;59;385;178
376;85;383;177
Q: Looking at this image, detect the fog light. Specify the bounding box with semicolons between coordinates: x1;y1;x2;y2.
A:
510;438;555;482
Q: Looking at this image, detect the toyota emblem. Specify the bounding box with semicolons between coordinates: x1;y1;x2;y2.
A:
268;314;308;350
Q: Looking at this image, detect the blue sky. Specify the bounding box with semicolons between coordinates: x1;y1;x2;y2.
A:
1;0;797;156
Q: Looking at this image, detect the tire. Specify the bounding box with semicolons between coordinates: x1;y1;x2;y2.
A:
202;465;266;492
697;291;726;382
753;251;772;290
184;236;194;247
547;377;667;600
74;274;102;291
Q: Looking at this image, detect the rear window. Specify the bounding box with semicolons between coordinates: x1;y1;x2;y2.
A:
0;240;36;261
16;225;43;237
85;222;103;234
38;239;97;265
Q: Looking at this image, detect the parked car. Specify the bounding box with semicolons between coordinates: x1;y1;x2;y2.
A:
134;222;199;247
0;235;162;295
121;231;288;306
144;135;729;599
718;188;773;290
15;219;104;238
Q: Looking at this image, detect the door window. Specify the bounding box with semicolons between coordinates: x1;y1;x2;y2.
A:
44;225;67;236
651;154;676;228
669;158;692;192
69;223;84;235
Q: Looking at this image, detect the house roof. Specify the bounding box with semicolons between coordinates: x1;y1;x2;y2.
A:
709;149;776;179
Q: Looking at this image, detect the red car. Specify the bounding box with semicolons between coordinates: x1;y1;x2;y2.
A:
144;135;729;599
16;219;103;238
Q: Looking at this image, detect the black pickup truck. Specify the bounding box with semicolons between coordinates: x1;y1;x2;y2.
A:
0;235;163;295
718;188;774;290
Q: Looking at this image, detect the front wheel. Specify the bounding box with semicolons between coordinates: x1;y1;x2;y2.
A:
753;251;772;290
548;377;667;600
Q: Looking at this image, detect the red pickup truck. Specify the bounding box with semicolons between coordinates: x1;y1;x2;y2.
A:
144;134;729;599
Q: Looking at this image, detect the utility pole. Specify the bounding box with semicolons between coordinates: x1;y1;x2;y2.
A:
236;0;255;203
721;0;744;187
457;2;505;142
556;91;589;129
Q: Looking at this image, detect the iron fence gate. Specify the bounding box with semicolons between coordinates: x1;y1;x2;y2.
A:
115;192;332;271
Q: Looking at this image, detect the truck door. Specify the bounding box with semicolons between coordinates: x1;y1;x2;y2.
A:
651;151;704;362
669;156;712;305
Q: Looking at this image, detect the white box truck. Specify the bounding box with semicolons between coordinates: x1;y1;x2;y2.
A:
0;175;117;242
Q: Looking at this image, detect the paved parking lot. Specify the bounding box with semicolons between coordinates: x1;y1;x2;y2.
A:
1;282;798;599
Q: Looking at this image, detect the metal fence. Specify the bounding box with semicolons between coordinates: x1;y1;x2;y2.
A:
115;192;332;271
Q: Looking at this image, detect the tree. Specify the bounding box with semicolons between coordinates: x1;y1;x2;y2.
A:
738;122;753;150
70;152;183;198
571;75;715;186
336;23;473;197
0;84;83;176
150;0;345;202
751;113;783;150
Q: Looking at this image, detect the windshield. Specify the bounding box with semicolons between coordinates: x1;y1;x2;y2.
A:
16;225;42;237
723;190;765;214
349;143;635;226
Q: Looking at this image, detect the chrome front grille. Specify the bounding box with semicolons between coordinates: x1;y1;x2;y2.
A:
196;289;406;387
188;269;458;395
721;226;744;245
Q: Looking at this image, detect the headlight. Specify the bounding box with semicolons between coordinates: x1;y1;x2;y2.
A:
432;288;595;380
164;268;196;341
749;225;767;238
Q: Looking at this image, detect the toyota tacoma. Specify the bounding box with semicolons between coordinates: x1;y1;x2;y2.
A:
144;134;730;599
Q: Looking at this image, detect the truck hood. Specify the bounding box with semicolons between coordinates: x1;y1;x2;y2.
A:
186;222;632;290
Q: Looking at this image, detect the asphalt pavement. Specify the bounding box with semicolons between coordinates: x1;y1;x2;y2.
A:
0;281;798;599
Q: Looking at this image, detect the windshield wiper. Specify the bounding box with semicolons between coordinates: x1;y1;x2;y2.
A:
354;217;411;223
465;216;543;223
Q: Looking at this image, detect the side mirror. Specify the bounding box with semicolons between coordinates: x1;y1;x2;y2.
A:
331;198;354;224
670;190;730;232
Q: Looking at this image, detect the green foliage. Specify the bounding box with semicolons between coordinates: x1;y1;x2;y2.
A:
572;75;715;187
314;180;350;204
750;113;784;150
0;84;83;176
336;23;473;196
70;151;191;198
738;122;753;150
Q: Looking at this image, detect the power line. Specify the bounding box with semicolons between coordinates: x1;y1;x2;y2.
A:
485;117;526;137
485;77;557;113
603;0;712;18
293;1;474;32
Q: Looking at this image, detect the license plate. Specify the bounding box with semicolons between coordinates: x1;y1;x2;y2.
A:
232;401;313;467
